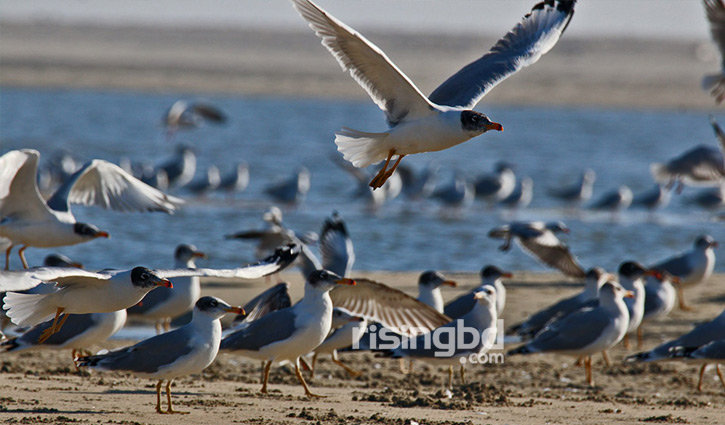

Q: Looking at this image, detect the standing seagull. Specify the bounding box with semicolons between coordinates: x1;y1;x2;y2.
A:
308;307;367;378
0;149;182;270
76;296;243;414
127;244;207;333
474;162;516;204
507;281;633;387
291;0;575;189
416;271;457;314
1;245;298;342
445;265;511;320
638;269;678;343
670;339;725;392
549;169;596;206
0;309;127;362
703;0;725;103
617;261;650;349
650;235;717;310
488;221;586;278
220;270;356;397
626;309;725;392
390;287;499;389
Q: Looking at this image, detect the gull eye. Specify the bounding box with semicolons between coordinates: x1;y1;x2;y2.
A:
320;271;328;279
141;273;149;280
210;300;218;307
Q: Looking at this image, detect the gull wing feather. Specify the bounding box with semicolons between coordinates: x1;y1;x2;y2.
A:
0;267;110;292
329;278;450;336
428;0;576;109
518;234;586;278
291;0;436;125
46;159;183;214
155;244;300;280
0;149;54;221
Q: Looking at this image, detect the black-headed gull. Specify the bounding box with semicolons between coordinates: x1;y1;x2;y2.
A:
76;296;242;414
126;244;207;334
445;265;511;320
416;270;457;314
1;245;298;342
0;149;183;270
291;0;575;189
703;0;725;103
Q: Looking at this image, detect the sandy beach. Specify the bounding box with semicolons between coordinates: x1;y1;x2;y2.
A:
0;22;721;110
1;270;724;425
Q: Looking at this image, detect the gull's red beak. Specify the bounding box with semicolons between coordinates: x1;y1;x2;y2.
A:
623;290;635;298
157;278;173;288
485;122;503;131
226;306;245;315
193;251;208;259
501;272;513;279
95;231;110;239
442;280;457;287
336;278;356;286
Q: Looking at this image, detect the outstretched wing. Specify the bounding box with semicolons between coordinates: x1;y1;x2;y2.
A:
156;244;300;280
291;0;436;125
329;277;450;336
428;0;576;109
0;267;110;292
46;159;183;214
0;149;54;221
518;233;586;278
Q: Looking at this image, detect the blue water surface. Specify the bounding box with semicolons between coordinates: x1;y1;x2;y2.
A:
0;87;722;273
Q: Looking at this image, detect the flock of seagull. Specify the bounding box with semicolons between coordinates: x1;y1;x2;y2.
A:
1;0;725;416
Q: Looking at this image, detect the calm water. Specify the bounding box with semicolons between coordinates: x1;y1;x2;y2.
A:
0;87;723;274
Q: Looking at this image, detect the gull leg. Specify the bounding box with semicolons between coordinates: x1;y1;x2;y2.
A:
18;246;29;269
310;353;318;378
716;364;725;391
677;286;693;311
165;380;188;414
156;381;166;414
331;350;362;377
623;333;630;350
164;318;171;333
398;358;409;374
637;326;644;349
294;358;325;398
155;321;163;335
698;364;707;392
585;356;594;387
381;154;406;184
369;150;395;189
260;360;272;394
447;366;453;390
459;365;466;385
4;245;12;270
38;308;66;343
601;351;612;367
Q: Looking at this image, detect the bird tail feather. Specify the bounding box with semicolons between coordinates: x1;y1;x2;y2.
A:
334;127;390;169
3;292;56;327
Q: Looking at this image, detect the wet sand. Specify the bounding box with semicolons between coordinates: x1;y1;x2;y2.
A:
1;270;724;424
0;22;721;110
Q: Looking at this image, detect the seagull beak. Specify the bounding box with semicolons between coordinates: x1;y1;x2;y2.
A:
225;306;245;315
501;272;513;278
70;262;84;269
157;278;173;288
193;251;208;259
623;290;635;298
485;122;503;132
353;316;365;322
335;278;356;286
95;231;110;239
442;280;457;287
473;292;485;300
712;241;720;248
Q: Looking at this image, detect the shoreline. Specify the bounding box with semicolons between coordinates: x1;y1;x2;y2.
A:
0;22;721;110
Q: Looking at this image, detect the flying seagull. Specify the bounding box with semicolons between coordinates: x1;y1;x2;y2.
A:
703;0;725;103
291;0;575;189
1;245;298;342
0;149;183;270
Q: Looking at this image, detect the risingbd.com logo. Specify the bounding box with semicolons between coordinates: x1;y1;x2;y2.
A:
352;319;506;364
